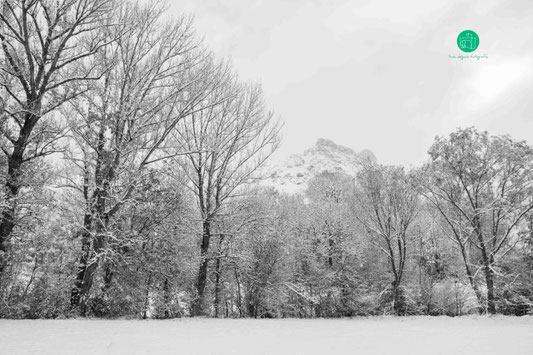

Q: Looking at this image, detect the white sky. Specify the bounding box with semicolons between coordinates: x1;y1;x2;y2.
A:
167;0;533;166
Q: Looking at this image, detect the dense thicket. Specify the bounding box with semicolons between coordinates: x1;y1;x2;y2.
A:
1;1;532;318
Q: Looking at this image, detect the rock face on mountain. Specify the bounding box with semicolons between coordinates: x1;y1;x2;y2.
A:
263;138;377;194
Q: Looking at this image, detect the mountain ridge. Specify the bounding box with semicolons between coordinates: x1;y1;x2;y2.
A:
262;138;377;194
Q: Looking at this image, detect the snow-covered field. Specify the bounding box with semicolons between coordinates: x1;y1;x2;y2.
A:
1;316;532;355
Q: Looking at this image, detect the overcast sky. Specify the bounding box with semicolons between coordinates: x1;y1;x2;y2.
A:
168;0;533;166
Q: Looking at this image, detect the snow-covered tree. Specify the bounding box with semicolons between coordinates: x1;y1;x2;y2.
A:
419;127;533;314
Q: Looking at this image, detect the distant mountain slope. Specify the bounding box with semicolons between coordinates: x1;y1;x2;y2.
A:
262;138;377;194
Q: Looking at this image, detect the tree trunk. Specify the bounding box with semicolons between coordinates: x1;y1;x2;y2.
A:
214;258;222;317
79;261;99;316
70;233;91;307
234;265;243;317
71;134;114;314
142;273;152;319
0;204;16;279
193;220;211;316
214;234;225;318
163;278;172;318
0;112;40;281
474;217;498;314
484;261;497;314
71;229;106;315
456;238;484;312
71;205;93;307
392;280;405;316
0;148;24;279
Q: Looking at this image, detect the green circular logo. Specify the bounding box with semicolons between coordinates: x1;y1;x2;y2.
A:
457;30;479;52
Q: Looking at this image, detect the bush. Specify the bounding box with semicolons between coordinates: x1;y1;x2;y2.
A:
498;287;533;316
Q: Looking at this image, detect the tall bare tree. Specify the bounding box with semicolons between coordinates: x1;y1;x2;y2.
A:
354;164;419;315
64;2;223;313
0;0;114;279
172;76;281;316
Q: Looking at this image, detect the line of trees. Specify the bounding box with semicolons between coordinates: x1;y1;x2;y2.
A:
1;1;532;318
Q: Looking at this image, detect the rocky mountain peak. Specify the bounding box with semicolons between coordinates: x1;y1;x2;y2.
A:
263;139;376;194
312;138;356;155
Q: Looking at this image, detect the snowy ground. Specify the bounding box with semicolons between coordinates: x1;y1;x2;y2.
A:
1;316;532;355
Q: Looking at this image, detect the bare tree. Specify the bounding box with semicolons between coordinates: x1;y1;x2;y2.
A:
419;127;533;314
171;74;281;316
354;163;419;315
64;2;222;313
0;0;114;279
